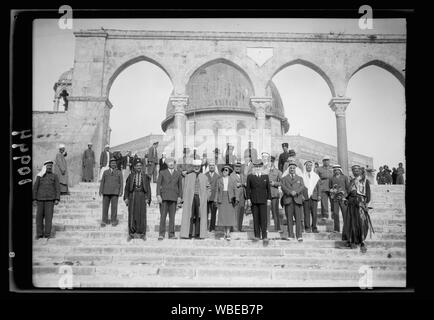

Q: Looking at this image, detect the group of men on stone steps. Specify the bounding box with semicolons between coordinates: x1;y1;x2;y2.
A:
33;142;373;253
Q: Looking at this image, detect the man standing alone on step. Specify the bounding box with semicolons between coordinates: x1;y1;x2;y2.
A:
33;160;60;239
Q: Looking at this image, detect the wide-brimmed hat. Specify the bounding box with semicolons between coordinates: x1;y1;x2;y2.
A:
222;165;233;173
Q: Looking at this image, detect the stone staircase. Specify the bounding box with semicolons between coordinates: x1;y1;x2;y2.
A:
32;183;406;288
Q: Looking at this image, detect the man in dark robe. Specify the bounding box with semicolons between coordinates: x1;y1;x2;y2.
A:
124;159;152;241
33;160;60;239
82;143;95;182
345;165;373;253
159;152;168;172
54;144;69;195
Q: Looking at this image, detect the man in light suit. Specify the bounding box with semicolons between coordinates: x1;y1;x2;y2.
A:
156;158;183;240
205;160;219;232
147;141;159;183
281;160;305;242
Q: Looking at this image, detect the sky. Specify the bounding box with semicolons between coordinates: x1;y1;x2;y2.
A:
33;18;406;169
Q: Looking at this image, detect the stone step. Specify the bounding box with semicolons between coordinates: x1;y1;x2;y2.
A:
42;229;405;240
33;253;406;271
33;244;406;259
32;265;406;283
32;237;406;249
32;274;406;288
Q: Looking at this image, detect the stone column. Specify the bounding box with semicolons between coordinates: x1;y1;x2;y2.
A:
329;97;351;175
170;95;188;161
251;97;272;154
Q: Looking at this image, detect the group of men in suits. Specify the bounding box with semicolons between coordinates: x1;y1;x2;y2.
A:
74;140;356;246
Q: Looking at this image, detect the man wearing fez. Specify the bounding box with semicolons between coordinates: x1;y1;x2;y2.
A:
99;144;111;181
33;160;60;239
329;164;351;237
230;160;247;232
281;160;305;242
206;160;220;232
54;144;69;195
147;141;159;183
243;141;258;163
82;143;95;182
346;164;373;253
268;156;283;233
157;158;183;240
180;159;211;239
124;159;152;241
301;160;320;233
99;158;123;227
278;143;290;172
316;155;334;220
246;159;272;243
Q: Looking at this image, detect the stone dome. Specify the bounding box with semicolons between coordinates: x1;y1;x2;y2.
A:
162;60;289;133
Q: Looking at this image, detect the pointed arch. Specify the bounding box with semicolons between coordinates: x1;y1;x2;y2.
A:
349;59;405;87
271;59;336;97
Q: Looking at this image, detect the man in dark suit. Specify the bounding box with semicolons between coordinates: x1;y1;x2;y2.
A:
33;160;60;239
281;160;305;242
156;158;183;240
205;160;219;232
147;141;159;183
246;159;272;243
99;158;123;227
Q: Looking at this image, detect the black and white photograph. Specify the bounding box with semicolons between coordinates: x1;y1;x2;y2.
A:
13;9;410;291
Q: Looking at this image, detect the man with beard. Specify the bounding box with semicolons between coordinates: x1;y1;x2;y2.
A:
33;160;60;239
180;159;211;239
124;159;152;241
345;165;373;253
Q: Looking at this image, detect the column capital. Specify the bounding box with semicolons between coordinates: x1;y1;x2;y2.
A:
250;96;272;119
169;95;189;114
329;97;351;117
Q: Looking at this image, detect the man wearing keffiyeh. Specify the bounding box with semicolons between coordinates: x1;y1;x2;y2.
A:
345;165;373;253
33;160;60;239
